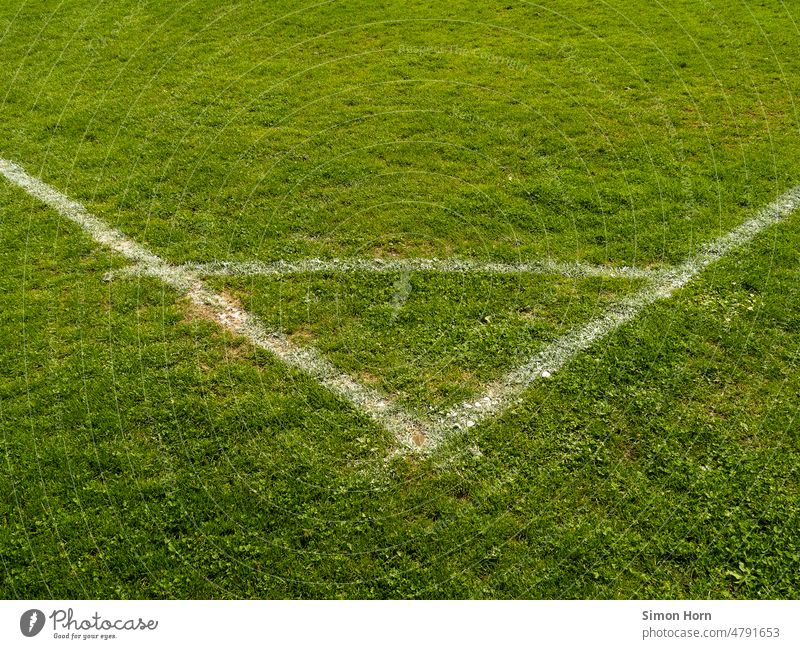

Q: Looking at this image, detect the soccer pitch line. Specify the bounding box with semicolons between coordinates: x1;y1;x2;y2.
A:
109;256;658;281
2;156;799;453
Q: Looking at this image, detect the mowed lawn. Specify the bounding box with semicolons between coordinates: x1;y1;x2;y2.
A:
1;0;799;598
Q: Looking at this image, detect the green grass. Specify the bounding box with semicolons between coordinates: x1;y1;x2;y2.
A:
208;272;644;409
1;0;799;598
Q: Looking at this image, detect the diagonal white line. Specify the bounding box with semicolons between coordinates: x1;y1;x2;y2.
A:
0;158;426;449
110;256;658;281
427;184;800;445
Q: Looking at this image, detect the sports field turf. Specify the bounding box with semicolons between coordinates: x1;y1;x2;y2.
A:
1;0;799;598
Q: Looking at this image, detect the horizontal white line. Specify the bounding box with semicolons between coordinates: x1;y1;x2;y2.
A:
111;257;659;281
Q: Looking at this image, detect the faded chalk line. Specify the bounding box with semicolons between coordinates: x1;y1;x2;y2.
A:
2;156;799;453
109;256;658;281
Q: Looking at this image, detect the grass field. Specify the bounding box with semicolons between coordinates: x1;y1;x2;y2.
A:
1;0;799;598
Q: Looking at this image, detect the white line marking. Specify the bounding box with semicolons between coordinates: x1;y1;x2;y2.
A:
427;185;800;445
0;158;425;449
110;257;658;281
2;157;798;453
